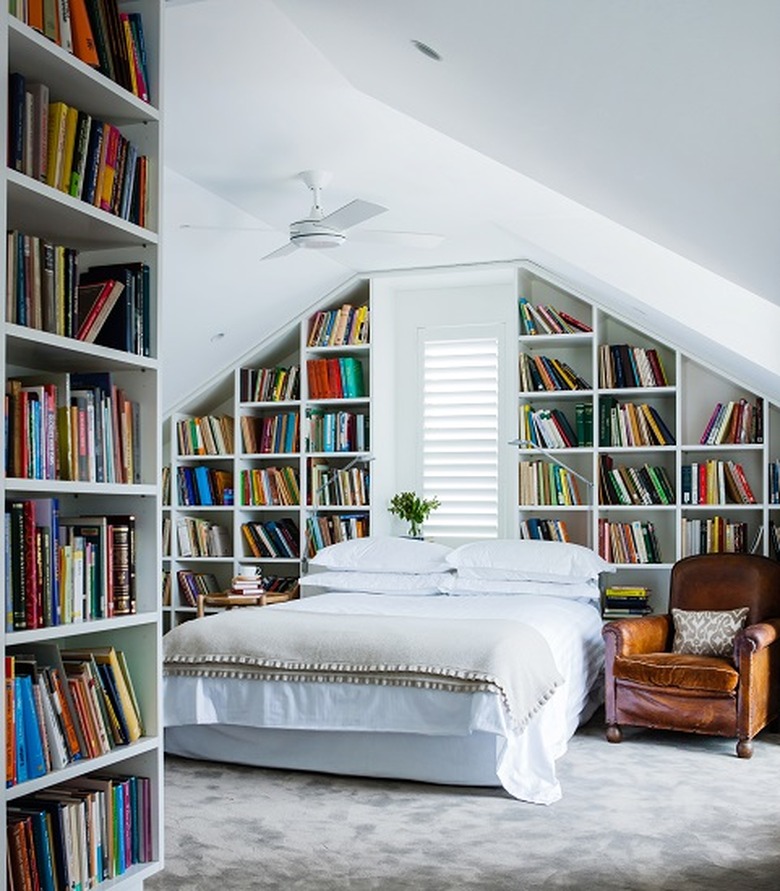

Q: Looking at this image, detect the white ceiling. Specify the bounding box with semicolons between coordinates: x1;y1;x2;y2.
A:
161;0;780;413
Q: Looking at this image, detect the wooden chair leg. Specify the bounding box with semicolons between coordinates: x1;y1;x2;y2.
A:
736;738;753;759
606;724;623;744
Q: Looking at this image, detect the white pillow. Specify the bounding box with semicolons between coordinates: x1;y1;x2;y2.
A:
439;575;602;602
300;570;451;596
309;536;453;574
446;539;613;584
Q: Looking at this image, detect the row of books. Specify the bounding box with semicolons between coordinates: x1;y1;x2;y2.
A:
597;344;669;389
6;370;141;485
771;461;780;505
518;299;592;336
310;464;370;507
261;576;300;599
175;517;231;559
681;517;751;556
8;770;153;888
306;515;370;556
10;0;150;102
6;643;142;787
7;234;151;356
239;364;300;404
9;72;149;225
598;456;675;506
307;303;370;347
681;461;757;505
603;585;652;618
177;465;234;507
306;357;367;400
241;518;301;560
518;461;583;507
176;415;235;457
598;518;662;564
306;409;369;453
240;466;301;507
519;352;591;392
599;396;675;447
699;398;763;445
176;570;221;608
518;518;571;542
5;501;136;630
240;411;300;455
519;404;592;449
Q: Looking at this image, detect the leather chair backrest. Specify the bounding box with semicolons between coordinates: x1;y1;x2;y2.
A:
669;553;780;626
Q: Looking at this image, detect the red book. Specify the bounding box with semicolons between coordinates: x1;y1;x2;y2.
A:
75;279;125;342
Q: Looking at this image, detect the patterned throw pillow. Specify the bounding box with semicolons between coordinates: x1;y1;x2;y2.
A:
671;607;750;657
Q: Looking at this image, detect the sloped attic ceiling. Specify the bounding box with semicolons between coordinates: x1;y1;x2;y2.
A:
161;0;780;413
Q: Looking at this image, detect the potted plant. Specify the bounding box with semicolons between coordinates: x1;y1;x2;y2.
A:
388;491;441;538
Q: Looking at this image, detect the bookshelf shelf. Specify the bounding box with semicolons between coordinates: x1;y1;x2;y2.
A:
2;1;163;885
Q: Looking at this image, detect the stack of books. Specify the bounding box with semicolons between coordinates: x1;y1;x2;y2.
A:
603;586;652;619
230;573;297;604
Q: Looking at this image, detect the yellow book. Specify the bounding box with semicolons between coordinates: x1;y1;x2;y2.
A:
45;101;69;190
58;104;79;193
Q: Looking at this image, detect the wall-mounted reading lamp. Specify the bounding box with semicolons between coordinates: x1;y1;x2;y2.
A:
508;438;594;546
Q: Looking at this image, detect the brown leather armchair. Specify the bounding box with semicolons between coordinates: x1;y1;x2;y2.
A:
603;553;780;757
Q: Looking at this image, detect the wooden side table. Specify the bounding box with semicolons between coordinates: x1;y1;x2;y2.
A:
197;592;267;618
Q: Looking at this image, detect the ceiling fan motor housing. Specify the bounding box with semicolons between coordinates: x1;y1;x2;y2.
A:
290;218;346;249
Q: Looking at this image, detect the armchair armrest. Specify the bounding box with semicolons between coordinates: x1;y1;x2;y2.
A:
603;614;672;657
735;617;780;660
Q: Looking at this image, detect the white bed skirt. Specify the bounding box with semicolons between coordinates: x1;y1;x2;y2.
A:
164;724;506;787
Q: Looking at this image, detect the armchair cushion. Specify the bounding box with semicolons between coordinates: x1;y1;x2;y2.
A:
614;653;740;695
671;607;749;658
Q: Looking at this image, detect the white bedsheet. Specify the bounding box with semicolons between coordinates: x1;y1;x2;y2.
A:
163;592;604;803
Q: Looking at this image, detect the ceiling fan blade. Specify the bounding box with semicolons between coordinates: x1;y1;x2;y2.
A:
180;223;274;232
259;242;299;261
349;230;444;249
319;199;388;231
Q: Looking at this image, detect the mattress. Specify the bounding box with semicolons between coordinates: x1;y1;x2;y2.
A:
163;591;604;803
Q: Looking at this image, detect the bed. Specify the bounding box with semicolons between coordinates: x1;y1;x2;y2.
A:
162;537;611;804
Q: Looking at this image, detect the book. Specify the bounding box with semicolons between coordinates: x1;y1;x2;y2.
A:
69;0;100;67
57;104;79;193
75;279;125;342
45;101;69;191
17;672;48;780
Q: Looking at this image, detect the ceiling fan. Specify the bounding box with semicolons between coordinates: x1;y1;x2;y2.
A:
181;170;443;261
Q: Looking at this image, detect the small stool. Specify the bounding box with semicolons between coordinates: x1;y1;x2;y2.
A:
197;591;267;618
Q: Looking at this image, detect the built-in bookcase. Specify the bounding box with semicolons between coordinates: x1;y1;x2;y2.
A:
163;281;373;627
515;264;777;614
165;262;780;625
2;2;164;887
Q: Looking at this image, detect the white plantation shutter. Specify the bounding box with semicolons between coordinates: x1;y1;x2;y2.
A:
421;335;500;539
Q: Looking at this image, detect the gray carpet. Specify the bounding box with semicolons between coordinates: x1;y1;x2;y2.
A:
146;712;780;890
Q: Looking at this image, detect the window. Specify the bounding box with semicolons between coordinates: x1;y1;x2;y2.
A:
420;333;500;539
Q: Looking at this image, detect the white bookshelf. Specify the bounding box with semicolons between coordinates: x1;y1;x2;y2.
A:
163;280;373;627
2;3;163;886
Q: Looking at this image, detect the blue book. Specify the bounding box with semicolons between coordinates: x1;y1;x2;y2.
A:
193;465;213;505
14;676;28;783
19;673;47;780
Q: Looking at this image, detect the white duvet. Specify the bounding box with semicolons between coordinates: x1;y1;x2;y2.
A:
163;590;604;804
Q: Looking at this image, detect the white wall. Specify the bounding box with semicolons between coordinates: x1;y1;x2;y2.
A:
371;267;518;542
